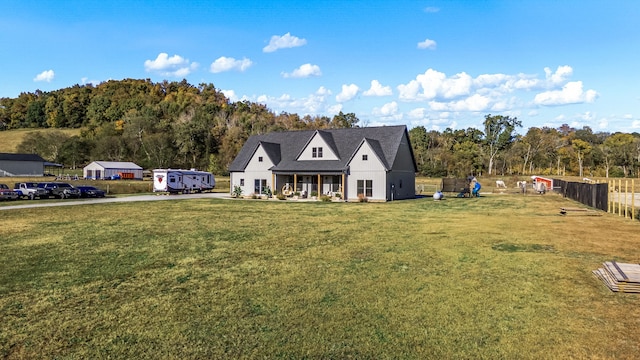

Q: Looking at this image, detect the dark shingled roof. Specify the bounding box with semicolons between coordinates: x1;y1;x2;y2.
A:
0;153;46;162
229;125;415;173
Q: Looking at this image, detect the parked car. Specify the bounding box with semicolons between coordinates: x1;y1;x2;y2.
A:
0;183;20;201
37;182;81;199
76;185;106;198
14;182;49;200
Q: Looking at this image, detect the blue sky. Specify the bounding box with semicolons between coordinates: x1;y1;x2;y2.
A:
1;0;639;133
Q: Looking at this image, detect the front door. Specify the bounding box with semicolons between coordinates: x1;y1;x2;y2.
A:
302;176;312;194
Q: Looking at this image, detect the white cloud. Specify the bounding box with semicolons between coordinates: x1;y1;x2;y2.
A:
328;104;343;114
220;89;238;102
34;70;54;82
429;94;491;112
372;101;403;122
598;118;608;129
282;63;321;78
632;120;640;129
210;56;253;73
417;38;437;50
248;86;336;115
336;84;359;102
424;6;439;13
398;69;472;101
263;32;307;53
580;111;596;121
407;107;428;119
534;81;598;106
81;77;101;86
144;53;197;77
544;65;573;86
363;80;392;96
315;86;332;96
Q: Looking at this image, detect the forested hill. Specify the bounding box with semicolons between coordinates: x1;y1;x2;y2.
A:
1;79;639;178
0;79;358;173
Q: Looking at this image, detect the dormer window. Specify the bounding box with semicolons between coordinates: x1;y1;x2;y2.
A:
258;156;263;162
312;147;323;158
362;154;368;161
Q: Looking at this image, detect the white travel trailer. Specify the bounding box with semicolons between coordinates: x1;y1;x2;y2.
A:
153;169;215;194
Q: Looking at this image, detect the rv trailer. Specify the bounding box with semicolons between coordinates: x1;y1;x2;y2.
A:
153;169;216;194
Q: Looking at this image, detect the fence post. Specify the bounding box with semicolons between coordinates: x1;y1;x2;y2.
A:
625;180;629;219
608;180;612;213
618;179;622;216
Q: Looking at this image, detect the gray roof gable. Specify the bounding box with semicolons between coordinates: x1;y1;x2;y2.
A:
228;125;415;173
260;141;281;166
0;153;45;162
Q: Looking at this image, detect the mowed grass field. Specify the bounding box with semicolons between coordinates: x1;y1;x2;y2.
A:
2;193;640;359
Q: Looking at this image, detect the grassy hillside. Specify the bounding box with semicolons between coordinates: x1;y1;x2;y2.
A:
0;128;81;153
2;194;640;358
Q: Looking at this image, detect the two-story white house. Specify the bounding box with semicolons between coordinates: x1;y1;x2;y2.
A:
228;125;417;201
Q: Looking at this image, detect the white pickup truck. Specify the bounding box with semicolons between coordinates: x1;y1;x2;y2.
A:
14;182;49;200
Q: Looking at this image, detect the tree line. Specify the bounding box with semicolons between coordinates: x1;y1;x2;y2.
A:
1;78;639;177
410;119;640;178
0;79;358;174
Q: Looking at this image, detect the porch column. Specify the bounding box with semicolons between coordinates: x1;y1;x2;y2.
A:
341;173;345;199
294;173;297;192
318;174;321;195
272;173;275;194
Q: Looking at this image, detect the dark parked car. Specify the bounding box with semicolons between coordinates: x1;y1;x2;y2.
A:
76;186;106;198
37;182;81;199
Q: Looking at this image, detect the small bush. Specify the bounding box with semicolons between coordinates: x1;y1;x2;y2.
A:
276;193;287;200
357;193;368;202
320;195;331;202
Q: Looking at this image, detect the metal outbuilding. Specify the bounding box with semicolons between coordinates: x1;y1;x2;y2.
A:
0;153;45;177
83;161;143;180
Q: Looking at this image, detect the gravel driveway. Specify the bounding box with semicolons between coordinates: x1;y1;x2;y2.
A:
0;192;230;211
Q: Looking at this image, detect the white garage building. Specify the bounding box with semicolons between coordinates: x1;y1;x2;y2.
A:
83;161;143;180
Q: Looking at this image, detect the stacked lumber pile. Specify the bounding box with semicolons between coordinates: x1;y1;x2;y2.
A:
593;261;640;293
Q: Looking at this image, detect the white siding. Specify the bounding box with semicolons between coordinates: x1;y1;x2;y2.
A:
347;141;387;201
297;133;338;161
83;161;143;179
235;144;274;196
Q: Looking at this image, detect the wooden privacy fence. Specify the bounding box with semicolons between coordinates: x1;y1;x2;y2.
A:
607;179;637;220
554;178;638;220
553;179;608;212
440;178;469;194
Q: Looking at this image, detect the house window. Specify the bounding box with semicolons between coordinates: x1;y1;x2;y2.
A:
258;156;263;162
312;147;323;158
362;154;368;161
240;179;244;186
254;179;267;194
399;179;403;188
357;180;373;197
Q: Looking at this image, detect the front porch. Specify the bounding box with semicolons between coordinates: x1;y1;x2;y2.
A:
273;173;345;198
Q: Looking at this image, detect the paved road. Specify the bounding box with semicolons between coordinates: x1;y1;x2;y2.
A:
0;192;230;211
